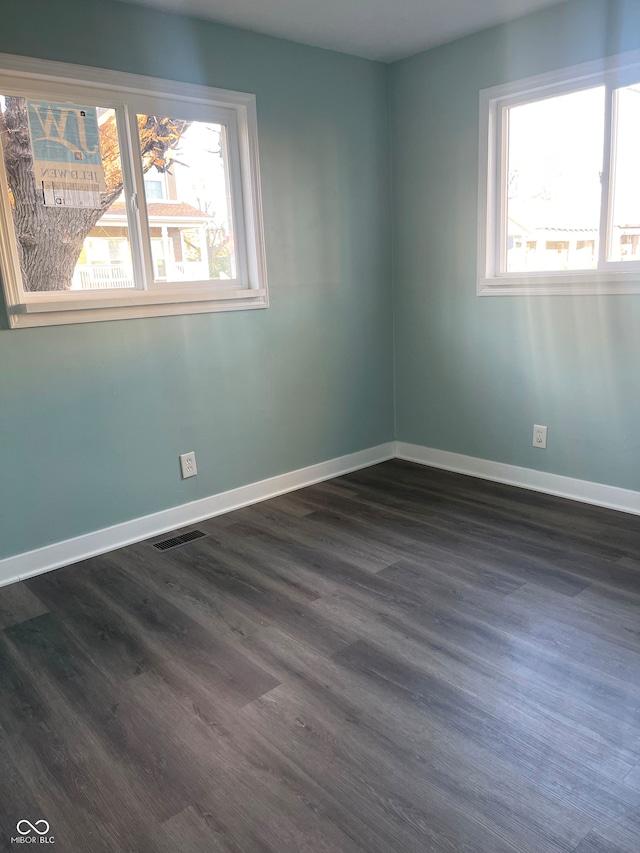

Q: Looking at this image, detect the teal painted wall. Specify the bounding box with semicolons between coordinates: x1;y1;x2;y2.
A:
391;0;640;491
0;0;394;559
4;0;640;562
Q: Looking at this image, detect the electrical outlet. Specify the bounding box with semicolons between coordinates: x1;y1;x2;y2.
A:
533;425;547;449
179;451;197;479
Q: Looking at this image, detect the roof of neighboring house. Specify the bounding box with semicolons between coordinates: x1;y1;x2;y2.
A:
528;226;598;235
105;201;210;219
508;220;640;237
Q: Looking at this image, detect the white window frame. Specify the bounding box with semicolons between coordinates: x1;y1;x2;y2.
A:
478;49;640;296
0;54;268;327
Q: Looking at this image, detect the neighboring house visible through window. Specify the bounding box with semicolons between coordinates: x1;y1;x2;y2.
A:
75;199;220;289
0;54;268;327
477;49;640;295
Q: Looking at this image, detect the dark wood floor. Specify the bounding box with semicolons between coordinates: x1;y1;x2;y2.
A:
1;460;640;852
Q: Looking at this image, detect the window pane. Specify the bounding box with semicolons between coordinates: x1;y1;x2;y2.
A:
0;97;134;291
505;87;605;273
144;178;164;200
609;84;640;262
138;115;237;283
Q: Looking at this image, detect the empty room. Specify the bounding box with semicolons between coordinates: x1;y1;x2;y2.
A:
0;0;639;850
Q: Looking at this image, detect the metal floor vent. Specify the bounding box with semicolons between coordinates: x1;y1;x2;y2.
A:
152;529;207;551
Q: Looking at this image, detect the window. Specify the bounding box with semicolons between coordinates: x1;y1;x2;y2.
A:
478;50;640;295
144;178;165;200
0;54;268;327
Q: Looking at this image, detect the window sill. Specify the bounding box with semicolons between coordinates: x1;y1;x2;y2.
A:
478;272;640;297
9;289;268;328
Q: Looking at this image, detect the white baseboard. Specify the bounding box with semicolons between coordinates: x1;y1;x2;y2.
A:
396;442;640;517
0;442;395;589
3;439;637;591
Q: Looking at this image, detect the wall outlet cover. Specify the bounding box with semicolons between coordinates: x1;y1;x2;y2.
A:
179;452;198;479
533;425;548;449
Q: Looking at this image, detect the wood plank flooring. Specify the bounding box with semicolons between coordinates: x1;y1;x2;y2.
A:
1;459;640;852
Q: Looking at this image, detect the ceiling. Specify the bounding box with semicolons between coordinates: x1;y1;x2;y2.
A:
118;0;567;63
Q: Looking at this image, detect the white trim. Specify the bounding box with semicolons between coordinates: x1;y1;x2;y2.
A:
477;47;640;297
0;52;257;110
396;442;640;517
0;442;395;588
3;439;639;589
479;49;640;104
8;295;267;327
477;275;640;297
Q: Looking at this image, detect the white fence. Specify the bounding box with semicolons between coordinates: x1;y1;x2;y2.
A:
71;264;134;290
71;261;210;290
